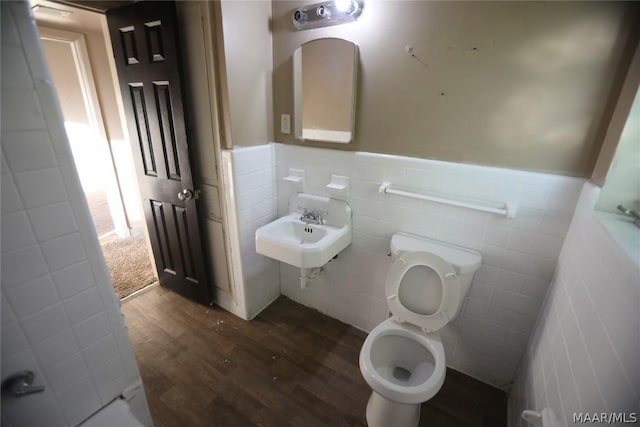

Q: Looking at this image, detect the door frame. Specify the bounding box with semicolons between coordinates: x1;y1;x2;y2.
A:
38;26;132;240
197;1;247;317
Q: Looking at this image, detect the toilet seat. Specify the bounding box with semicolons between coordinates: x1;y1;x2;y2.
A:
386;251;460;333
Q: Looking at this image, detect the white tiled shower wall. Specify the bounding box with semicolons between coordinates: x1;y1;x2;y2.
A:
1;2;150;426
509;183;640;426
274;143;584;388
231;145;280;319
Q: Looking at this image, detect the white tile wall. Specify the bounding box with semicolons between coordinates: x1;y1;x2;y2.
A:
275;143;584;388
1;2;151;426
231;144;280;319
509;182;640;426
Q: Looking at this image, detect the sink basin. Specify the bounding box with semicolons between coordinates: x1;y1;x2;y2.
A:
256;214;351;268
255;193;352;269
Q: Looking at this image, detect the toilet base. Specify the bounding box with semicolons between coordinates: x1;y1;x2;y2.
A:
365;390;420;427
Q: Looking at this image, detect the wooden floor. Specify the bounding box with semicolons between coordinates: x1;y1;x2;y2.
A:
122;287;507;427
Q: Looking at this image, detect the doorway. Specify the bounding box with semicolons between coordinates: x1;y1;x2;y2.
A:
31;0;238;313
33;6;158;300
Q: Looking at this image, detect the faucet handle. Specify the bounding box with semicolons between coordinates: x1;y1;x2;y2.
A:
316;210;328;224
617;204;640;228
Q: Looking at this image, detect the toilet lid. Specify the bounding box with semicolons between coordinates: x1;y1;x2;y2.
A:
386;251;460;332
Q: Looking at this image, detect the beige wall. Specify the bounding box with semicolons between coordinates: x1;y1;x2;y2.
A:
34;1;142;224
272;1;637;176
34;2;126;147
41;38;89;124
221;0;274;147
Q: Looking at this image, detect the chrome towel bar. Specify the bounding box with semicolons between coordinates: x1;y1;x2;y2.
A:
379;181;518;219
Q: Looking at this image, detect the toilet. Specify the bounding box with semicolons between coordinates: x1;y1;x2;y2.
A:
359;232;482;427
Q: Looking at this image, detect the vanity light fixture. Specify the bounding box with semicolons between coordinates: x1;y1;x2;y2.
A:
292;0;364;31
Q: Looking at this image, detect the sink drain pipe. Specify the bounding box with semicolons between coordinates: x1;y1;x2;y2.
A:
300;266;324;289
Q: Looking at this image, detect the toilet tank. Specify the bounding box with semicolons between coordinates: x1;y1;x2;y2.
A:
389;232;482;303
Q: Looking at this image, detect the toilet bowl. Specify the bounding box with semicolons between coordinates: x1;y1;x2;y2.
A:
359;233;481;427
359;318;445;404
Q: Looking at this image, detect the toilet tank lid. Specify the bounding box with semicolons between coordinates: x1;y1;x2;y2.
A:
390;233;482;275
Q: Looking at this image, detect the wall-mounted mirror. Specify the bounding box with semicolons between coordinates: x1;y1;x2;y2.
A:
293;38;358;144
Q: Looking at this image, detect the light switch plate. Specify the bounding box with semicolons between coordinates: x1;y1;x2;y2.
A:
280;114;291;134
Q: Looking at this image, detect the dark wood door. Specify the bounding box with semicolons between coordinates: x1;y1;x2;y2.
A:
106;0;210;305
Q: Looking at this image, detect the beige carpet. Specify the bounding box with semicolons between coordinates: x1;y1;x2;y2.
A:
102;234;157;299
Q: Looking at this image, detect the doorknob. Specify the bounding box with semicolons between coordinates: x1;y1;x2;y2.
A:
177;189;194;201
2;370;45;397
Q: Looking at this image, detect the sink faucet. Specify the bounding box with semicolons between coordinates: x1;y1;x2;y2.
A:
299;208;327;225
617;205;640;228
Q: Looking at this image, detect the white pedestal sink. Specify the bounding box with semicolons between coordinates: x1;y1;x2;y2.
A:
255;193;352;269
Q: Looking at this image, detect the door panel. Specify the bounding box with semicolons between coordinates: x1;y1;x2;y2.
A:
175;2;233;298
107;0;210;304
176;2;219;188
